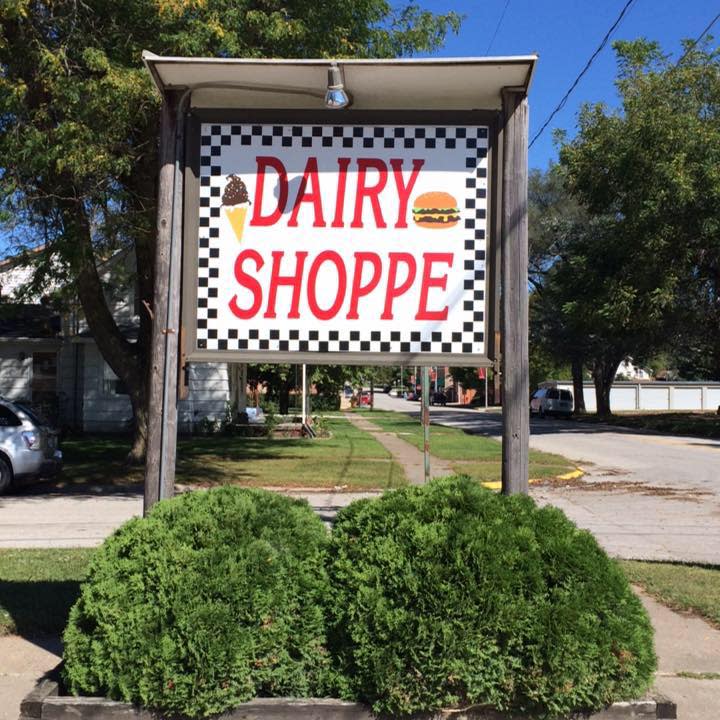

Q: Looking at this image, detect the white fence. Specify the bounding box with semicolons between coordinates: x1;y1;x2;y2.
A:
554;381;720;412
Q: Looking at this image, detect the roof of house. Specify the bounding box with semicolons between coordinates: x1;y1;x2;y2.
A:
0;304;61;339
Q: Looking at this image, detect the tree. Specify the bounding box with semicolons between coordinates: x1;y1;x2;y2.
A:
557;38;720;413
0;1;461;460
528;165;588;412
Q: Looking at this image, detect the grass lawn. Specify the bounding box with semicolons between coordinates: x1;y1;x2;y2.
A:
0;548;94;636
356;410;576;482
573;411;720;439
59;417;404;491
621;560;720;628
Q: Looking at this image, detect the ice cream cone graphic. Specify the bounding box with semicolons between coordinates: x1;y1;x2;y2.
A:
225;205;248;242
222;175;252;243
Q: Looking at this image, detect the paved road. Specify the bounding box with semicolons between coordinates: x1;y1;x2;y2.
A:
374;393;720;564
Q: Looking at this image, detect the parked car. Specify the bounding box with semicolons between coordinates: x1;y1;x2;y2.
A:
529;387;573;418
0;398;62;494
430;391;447;406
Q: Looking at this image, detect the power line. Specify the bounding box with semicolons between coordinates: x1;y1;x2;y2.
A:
486;0;511;55
529;0;637;149
675;10;720;66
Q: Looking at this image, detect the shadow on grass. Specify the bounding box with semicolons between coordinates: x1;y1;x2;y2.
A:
47;424;399;491
0;580;80;638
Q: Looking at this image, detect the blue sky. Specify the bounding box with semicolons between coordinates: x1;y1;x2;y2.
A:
416;0;717;170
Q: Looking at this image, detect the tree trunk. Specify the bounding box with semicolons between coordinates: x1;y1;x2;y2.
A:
571;358;586;414
279;388;290;415
64;199;149;462
127;385;149;464
592;357;620;418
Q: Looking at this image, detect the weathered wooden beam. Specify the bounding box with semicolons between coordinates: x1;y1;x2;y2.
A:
421;366;430;484
500;89;530;495
144;89;184;514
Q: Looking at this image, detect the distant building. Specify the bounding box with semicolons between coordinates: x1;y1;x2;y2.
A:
615;357;652;381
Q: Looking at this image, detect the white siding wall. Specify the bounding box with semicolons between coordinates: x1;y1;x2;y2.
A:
641;386;670;410
75;250;138;334
0;345;32;400
610;386;638;411
81;348;231;433
178;363;231;432
674;387;703;410
0;265;36;299
706;388;720;409
556;381;720;412
82;345;133;432
57;342;83;428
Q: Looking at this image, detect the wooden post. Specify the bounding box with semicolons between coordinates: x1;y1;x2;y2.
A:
421;366;430;484
491;115;503;408
301;364;307;425
500;89;530;495
144;89;184;514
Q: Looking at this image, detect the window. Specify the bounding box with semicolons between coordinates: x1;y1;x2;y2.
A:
546;389;560;400
0;405;21;427
32;352;57;404
103;363;129;396
560;390;573;402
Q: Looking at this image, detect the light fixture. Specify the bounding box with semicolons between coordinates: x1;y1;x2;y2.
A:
324;63;351;109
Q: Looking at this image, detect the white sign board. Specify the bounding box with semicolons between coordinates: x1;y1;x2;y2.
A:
187;121;489;364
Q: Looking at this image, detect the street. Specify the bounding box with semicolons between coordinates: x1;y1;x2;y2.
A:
374;393;720;564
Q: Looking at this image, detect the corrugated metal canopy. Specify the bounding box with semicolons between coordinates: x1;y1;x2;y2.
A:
142;53;537;111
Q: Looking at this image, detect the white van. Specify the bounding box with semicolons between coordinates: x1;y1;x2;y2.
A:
530;387;573;418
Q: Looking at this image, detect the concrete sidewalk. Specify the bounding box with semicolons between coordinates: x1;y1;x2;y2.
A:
0;635;61;720
345;413;454;484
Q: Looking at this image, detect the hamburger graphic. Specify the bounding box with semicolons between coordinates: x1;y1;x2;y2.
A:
412;191;460;229
222;174;252;242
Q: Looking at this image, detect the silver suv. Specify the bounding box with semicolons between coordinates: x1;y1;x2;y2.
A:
0;398;62;494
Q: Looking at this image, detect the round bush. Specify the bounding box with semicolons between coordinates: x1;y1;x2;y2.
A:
327;476;656;719
63;487;335;718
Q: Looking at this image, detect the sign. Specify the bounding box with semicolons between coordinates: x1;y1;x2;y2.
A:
185;120;490;365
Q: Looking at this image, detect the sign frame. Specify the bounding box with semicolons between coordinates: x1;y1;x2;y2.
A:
181;108;501;367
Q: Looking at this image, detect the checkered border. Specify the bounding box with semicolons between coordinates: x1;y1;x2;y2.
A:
195;123;488;355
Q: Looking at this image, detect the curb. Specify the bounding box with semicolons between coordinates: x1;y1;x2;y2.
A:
555;467;585;481
480;467;585;491
20;677;677;720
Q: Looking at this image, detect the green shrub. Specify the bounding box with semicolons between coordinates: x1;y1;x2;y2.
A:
327;476;656;719
310;393;341;411
63;487;335;718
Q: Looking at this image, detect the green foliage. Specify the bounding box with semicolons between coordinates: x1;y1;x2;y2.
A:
62;487;336;718
556;37;720;398
327;476;656;718
309;393;340;412
0;2;462;448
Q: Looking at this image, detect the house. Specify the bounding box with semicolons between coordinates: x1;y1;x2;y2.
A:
616;357;652;381
0;249;236;432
